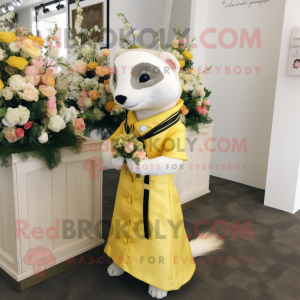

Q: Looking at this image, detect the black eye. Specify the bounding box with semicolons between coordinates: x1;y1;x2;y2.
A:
139;73;150;83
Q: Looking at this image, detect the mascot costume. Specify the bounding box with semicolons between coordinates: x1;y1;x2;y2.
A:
101;49;223;299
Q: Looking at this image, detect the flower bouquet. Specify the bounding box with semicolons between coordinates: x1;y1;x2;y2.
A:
64;0;125;137
0;14;85;170
158;25;213;132
112;133;146;177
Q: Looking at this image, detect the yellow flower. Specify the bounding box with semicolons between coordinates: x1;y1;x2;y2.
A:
183;50;194;60
179;60;185;69
28;35;44;47
0;32;16;43
181;85;184;92
105;101;118;112
6;56;29;70
0;79;4;91
131;45;141;49
87;62;98;70
21;39;41;58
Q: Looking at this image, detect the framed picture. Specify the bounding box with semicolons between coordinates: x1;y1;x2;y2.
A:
287;27;300;76
69;0;110;49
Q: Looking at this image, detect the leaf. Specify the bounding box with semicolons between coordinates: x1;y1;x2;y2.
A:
0;107;7;118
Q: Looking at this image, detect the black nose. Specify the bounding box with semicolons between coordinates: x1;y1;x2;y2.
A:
115;95;127;105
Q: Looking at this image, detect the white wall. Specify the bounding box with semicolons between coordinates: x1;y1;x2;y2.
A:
192;0;286;189
265;0;300;214
167;0;191;45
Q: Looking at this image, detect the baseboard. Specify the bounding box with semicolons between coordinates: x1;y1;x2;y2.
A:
182;194;208;211
0;245;103;292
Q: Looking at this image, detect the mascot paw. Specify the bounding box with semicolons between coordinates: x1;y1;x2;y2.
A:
111;157;125;170
148;285;168;299
107;262;125;277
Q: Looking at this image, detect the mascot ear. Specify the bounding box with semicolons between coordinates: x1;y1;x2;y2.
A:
159;52;181;74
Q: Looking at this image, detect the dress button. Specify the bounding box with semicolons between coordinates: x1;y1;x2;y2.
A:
139;125;148;132
127;197;132;204
122;238;128;245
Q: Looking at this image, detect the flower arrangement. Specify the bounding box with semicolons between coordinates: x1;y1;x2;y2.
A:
112;133;146;177
64;0;126;136
0;15;85;170
158;25;213;132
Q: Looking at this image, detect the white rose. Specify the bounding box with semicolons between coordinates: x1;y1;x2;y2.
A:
18;105;31;125
2;107;20;126
48;115;66;133
172;50;180;59
0;47;7;61
133;30;141;38
48;47;59;60
8;74;26;91
17;83;39;102
81;44;91;57
2;105;30;127
2;86;14;100
37;131;49;144
70;106;78;122
84;97;93;108
9;42;20;53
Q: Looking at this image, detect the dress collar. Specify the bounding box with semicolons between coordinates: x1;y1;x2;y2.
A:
127;99;184;136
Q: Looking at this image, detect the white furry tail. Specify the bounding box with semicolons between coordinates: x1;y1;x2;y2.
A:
189;232;223;258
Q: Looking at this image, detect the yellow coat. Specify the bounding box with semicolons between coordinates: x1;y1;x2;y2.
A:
104;100;195;291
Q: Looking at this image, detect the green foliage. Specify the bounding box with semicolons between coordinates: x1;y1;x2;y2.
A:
0;126;81;170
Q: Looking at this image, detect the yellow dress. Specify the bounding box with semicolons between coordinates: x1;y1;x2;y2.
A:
104;99;196;291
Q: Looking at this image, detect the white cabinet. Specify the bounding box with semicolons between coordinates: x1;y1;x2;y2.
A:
0;138;104;283
174;123;214;205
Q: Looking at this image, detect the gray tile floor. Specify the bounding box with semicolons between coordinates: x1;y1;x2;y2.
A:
1;171;300;300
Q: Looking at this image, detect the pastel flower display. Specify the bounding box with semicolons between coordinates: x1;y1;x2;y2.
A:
0;17;87;170
153;23;213;130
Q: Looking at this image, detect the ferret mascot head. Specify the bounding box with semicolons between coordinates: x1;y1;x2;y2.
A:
110;49;181;113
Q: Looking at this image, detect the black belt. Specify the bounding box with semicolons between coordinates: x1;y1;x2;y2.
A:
124;110;180;239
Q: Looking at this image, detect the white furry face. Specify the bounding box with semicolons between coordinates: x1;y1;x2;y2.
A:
110;50;181;111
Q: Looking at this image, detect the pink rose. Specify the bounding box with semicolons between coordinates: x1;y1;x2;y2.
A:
46;97;56;110
201;107;207;116
39;85;57;97
180;45;186;50
204;99;211;106
77;98;85;108
125;142;134;154
46;67;57;76
15;128;24;138
96;54;102;61
73;118;85;135
196;106;202;113
31;57;45;68
135;150;146;160
179;38;187;44
105;85;111;94
24;65;39;75
80;88;88;99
